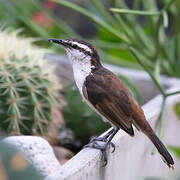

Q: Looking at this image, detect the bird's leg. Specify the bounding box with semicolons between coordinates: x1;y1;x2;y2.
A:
89;128;115;143
84;127;119;166
85;128;116;151
85;128;116;152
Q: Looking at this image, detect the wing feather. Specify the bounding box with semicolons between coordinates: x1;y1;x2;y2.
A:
83;67;135;136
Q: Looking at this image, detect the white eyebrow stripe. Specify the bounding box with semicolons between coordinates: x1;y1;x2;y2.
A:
71;42;92;53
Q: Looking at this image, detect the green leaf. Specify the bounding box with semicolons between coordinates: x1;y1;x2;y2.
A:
143;177;163;180
129;47;165;96
154;59;161;81
91;0;116;26
162;11;168;28
92;40;128;50
99;50;140;68
54;0;129;43
174;102;180;120
110;8;161;16
168;145;180;158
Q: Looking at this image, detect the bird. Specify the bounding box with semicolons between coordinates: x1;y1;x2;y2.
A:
48;38;174;168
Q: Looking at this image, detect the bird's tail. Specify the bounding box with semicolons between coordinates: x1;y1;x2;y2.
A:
148;133;174;168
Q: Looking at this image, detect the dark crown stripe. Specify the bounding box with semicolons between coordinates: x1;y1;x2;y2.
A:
66;38;102;67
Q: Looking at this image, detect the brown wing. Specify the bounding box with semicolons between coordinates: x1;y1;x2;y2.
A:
83;67;135;136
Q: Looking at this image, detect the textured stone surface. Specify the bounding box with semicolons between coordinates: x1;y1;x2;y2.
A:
3;136;62;178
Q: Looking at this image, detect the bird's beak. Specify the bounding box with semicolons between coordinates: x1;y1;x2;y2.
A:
48;38;67;47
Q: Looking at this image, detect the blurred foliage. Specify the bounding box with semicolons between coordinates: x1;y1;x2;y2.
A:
143;178;163;180
168;146;180;158
174;102;180;120
1;0;180;77
63;75;140;145
0;0;78;49
55;0;180;78
0;140;43;180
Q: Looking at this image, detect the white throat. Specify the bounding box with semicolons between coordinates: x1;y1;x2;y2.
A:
66;49;92;94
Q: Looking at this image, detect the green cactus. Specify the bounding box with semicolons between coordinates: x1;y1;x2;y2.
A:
0;29;63;134
0;140;43;180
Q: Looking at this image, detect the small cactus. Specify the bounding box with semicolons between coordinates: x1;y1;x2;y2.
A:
0;29;63;134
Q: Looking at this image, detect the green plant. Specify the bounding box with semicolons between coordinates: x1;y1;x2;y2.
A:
168;145;180;159
174;102;180;119
0;29;63;134
144;177;180;180
0;0;78;49
0;140;43;180
143;178;163;180
55;0;180;76
54;0;180;154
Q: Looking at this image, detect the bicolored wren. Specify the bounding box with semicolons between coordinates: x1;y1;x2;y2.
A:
48;38;174;168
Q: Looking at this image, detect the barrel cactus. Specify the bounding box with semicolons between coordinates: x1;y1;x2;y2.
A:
0;29;63;135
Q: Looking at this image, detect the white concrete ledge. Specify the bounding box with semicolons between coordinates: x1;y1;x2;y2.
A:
3;136;62;178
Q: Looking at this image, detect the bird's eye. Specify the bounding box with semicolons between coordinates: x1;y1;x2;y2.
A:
73;44;77;48
91;65;97;70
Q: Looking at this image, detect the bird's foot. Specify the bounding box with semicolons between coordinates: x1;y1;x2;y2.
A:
85;136;116;152
83;128;119;166
84;139;115;166
88;136;116;152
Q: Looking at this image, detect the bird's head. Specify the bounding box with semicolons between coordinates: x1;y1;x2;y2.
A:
48;38;101;68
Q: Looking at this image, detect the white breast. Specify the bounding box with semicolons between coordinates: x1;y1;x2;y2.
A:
72;62;91;94
66;49;114;127
66;49;92;95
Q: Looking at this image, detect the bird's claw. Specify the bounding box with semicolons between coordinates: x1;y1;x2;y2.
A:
86;136;115;152
84;128;119;166
110;142;115;153
83;137;116;166
102;150;107;167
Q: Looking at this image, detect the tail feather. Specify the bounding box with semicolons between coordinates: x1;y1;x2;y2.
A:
132;104;174;168
150;134;174;168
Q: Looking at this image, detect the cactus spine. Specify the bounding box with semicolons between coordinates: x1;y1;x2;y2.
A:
0;29;63;134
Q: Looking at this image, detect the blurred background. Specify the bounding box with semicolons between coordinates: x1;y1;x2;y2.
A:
0;0;179;179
